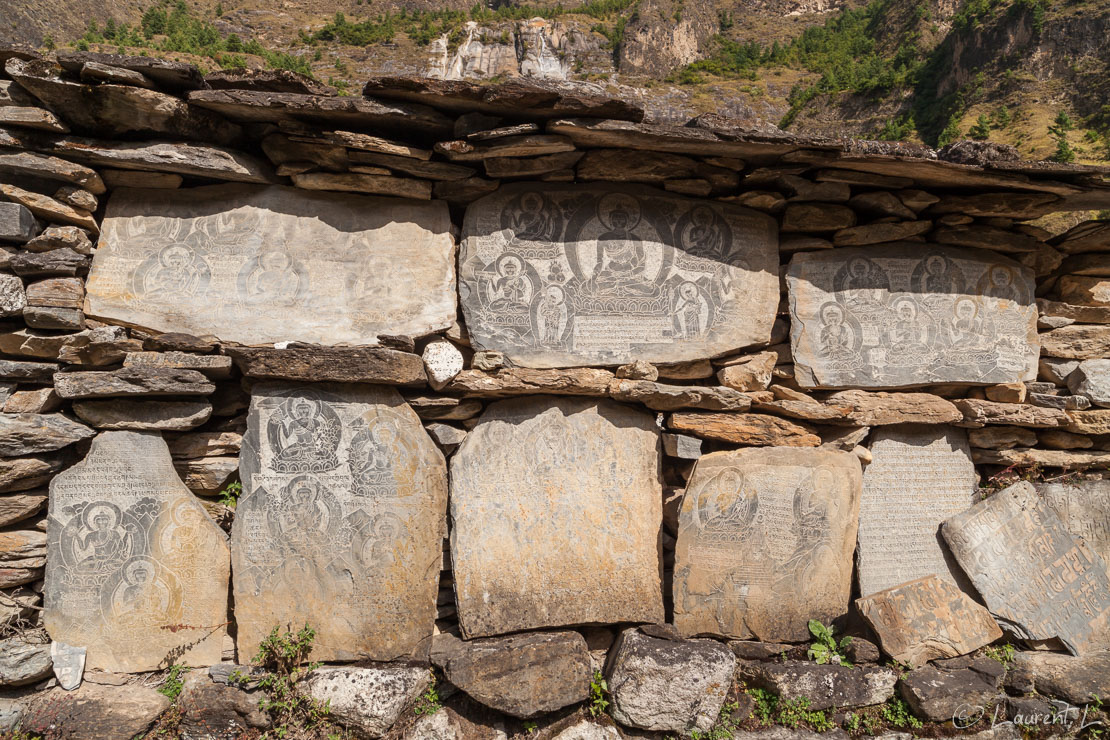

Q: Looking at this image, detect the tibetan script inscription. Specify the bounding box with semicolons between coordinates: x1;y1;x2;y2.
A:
44;431;229;672
787;245;1038;388
1036;479;1110;566
87;184;456;346
858;425;978;598
232;382;447;662
856;574;1002;668
942;481;1110;656
450;397;663;638
673;447;861;642
459;183;779;367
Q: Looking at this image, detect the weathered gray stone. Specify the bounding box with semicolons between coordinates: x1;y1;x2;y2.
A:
168;431;242;460
0;274;25;317
459;183;778;368
0;202;36;244
433;631;590;718
0;359;58;384
0;326;141;367
234;383;446;662
123;351;232;380
44;431;230;672
87;184;456;345
788;246;1038;389
662;432;702;459
9;247;89;277
50;641;84;691
23;306;84;330
898;661;1002;723
53;368;215;399
856;575;1002;667
178;670;270;738
0;639;52;686
858;425;977;596
227;346;426;386
955;398;1068;427
942;481;1110;656
1067;359;1110;407
54;185;96;212
1035;479;1110;580
0;454;69;493
673;447;861;642
72;399;212;431
451;397;662;638
1040;325;1110;359
55;51;206;91
0;413;94;456
0;150;104;195
299;666;430;739
79;61;157;88
0;491;46;527
608;379;752;411
739;660;897;711
1010;651;1110;705
24;681;170;739
607;629;735;734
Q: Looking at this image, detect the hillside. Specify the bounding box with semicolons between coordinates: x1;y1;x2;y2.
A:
1;0;1107;163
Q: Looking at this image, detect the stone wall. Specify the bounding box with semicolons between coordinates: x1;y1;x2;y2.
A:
0;46;1109;739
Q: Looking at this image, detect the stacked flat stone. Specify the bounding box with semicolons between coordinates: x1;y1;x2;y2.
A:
0;45;1108;738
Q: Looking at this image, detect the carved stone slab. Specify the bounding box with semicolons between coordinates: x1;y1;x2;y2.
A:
1035;479;1110;566
858;425;978;597
942;481;1110;656
788;245;1038;388
86;184;456;346
459;184;778;367
44;431;229;672
673;447;861;642
855;574;1002;667
450;397;663;637
233;382;447;662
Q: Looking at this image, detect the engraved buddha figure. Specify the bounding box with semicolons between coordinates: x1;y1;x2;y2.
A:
947;297;985;347
591;199;656;297
364;424;397;472
682;207;725;261
509;192;559;246
119;561;166;616
842;257;884;309
280;477;330;550
272;399;322;464
490;256;530;310
78;506;129;569
246;251;300;305
818;303;854;357
885;298;930;356
923;254;960;293
150;245;203;298
674;282;707;338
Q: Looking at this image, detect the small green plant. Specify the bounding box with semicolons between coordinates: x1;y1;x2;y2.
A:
984;643;1016;667
691;700;743;740
588;670;610;717
254;624;330;733
523;720;538;733
219;480;242;508
777;697;833;731
158;663;190;701
969;113;992;140
807;619;852;667
414;669;441;716
750;687;777;726
881;696;923;729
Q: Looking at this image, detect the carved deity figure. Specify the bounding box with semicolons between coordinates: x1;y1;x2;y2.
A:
490;256;530;309
77;505;130;571
538;286;566;345
947;297;986;347
885;298;931;356
674;282;707;339
245;251;300;305
509;192;560;245
149;245;204;298
818;303;854;357
267;396;341;473
591;196;656;297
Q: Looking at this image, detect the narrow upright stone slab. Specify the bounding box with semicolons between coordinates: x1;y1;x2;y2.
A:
451;397;663;637
44;431;229;672
788;245;1038;388
942;481;1110;656
858;425;977;597
1036;479;1110;565
673;447;861;642
855;575;1002;667
86;184;456;345
460;183;778;367
233;382;447;662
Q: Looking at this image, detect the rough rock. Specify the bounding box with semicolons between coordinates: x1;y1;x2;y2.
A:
856;575;1002;667
55;51;206;91
739;659;898;711
0;151;104;195
122;352;233;380
822;390;962;426
227;346;426;386
898;661;1003;723
23;682;170;740
967;426;1038;449
433;632;590;718
673;447;861;642
9;247;89;277
1040;325;1110;359
0;413;94;456
0;454;69;492
422;339;464;390
178;670;270;738
1067;359;1110;407
443;368;614;397
607;629;735;734
0;491;46;527
451;398;662;638
0;202;35;244
72;399;212;431
716;352;777;392
0;639;52;686
608;379;752;411
668;411;820;446
954;398;1068;427
0;274;26;318
1010;651;1110;705
53;368;215;399
299;666;430;739
0;183;96;232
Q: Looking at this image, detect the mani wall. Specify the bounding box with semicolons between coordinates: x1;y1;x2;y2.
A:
0;47;1107;739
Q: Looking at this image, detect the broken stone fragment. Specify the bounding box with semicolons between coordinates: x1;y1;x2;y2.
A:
0;413;94;456
226;346;426;386
72;399;212;431
53;367;215;399
0;202;36;244
668;411;820;446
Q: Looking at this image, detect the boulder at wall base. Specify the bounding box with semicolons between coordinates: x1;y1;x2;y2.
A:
0;638;52;686
1010;650;1110;705
897;658;1004;723
178;670;270;739
606;628;736;735
298;665;430;738
22;681;170;740
737;660;897;712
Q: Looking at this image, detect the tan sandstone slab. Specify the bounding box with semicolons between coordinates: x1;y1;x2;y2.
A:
233;382;447;662
673;447;861;642
942;481;1110;656
450;397;663;638
858;425;978;597
856;575;1002;668
44;431;229;672
459;183;779;367
86;184;456;346
788;245;1038;388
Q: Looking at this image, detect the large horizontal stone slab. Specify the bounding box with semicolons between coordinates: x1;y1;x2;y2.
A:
451;397;663;637
44;431;229;672
53;368;215;399
942;481;1110;656
674;447;861;642
55;51;206;91
442;367;613;397
72;399;212;431
0;151;105;194
858;425;978;597
668;411;820;446
86;184;456;345
0;413;94;456
459;183;778;367
788;245;1038;388
234;383;446;662
226;346;426;386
